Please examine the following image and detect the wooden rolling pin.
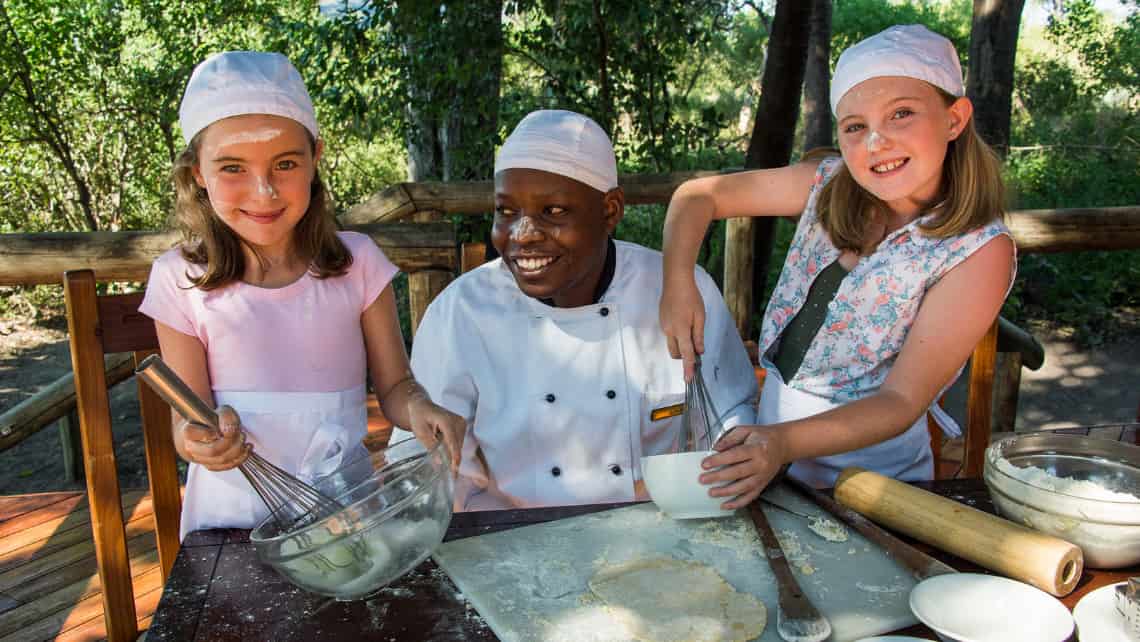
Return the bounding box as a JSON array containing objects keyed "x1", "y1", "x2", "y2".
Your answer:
[{"x1": 834, "y1": 467, "x2": 1083, "y2": 597}]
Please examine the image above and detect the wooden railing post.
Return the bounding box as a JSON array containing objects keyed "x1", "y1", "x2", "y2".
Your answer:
[
  {"x1": 408, "y1": 211, "x2": 454, "y2": 336},
  {"x1": 992, "y1": 352, "x2": 1023, "y2": 433},
  {"x1": 724, "y1": 218, "x2": 755, "y2": 339},
  {"x1": 58, "y1": 408, "x2": 83, "y2": 482}
]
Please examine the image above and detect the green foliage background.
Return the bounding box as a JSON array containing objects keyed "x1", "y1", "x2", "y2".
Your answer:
[{"x1": 1, "y1": 0, "x2": 1137, "y2": 343}]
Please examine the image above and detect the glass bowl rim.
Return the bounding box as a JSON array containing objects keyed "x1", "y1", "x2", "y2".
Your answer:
[
  {"x1": 250, "y1": 435, "x2": 449, "y2": 550},
  {"x1": 984, "y1": 433, "x2": 1140, "y2": 507}
]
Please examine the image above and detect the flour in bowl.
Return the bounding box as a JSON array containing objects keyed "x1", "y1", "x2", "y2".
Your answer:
[{"x1": 995, "y1": 458, "x2": 1140, "y2": 502}]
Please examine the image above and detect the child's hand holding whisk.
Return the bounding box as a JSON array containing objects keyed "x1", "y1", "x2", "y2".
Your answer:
[{"x1": 176, "y1": 405, "x2": 252, "y2": 471}]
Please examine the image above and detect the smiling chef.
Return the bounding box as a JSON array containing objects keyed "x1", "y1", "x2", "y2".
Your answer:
[{"x1": 399, "y1": 109, "x2": 757, "y2": 511}]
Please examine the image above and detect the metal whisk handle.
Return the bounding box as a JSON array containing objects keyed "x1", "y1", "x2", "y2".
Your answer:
[
  {"x1": 135, "y1": 354, "x2": 219, "y2": 430},
  {"x1": 136, "y1": 354, "x2": 346, "y2": 531}
]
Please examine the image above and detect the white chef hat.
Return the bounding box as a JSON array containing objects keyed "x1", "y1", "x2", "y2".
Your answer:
[
  {"x1": 494, "y1": 110, "x2": 618, "y2": 193},
  {"x1": 830, "y1": 24, "x2": 964, "y2": 115},
  {"x1": 179, "y1": 51, "x2": 319, "y2": 146}
]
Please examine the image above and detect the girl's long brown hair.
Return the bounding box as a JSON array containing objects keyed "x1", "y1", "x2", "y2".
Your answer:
[
  {"x1": 171, "y1": 129, "x2": 351, "y2": 290},
  {"x1": 817, "y1": 91, "x2": 1006, "y2": 253}
]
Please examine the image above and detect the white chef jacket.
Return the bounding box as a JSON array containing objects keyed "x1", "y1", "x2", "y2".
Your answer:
[{"x1": 402, "y1": 240, "x2": 757, "y2": 511}]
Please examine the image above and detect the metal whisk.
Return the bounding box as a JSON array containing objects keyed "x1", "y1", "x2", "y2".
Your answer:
[
  {"x1": 135, "y1": 355, "x2": 344, "y2": 532},
  {"x1": 681, "y1": 356, "x2": 726, "y2": 452}
]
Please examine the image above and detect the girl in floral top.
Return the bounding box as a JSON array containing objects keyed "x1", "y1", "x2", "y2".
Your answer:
[{"x1": 659, "y1": 24, "x2": 1016, "y2": 504}]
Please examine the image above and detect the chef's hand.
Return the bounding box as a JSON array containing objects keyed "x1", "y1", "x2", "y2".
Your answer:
[
  {"x1": 407, "y1": 396, "x2": 465, "y2": 472},
  {"x1": 660, "y1": 276, "x2": 705, "y2": 382},
  {"x1": 177, "y1": 405, "x2": 251, "y2": 471},
  {"x1": 699, "y1": 425, "x2": 788, "y2": 510}
]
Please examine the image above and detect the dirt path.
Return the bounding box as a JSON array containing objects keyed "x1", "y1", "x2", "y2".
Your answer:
[{"x1": 1, "y1": 314, "x2": 1137, "y2": 495}]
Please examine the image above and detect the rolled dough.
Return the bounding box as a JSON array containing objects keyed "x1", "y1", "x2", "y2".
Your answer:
[{"x1": 582, "y1": 557, "x2": 767, "y2": 642}]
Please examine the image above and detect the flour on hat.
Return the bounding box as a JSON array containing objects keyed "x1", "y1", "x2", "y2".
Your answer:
[
  {"x1": 830, "y1": 24, "x2": 963, "y2": 115},
  {"x1": 494, "y1": 110, "x2": 618, "y2": 193},
  {"x1": 179, "y1": 51, "x2": 318, "y2": 145}
]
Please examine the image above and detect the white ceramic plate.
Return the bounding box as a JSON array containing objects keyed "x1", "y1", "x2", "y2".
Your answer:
[
  {"x1": 909, "y1": 573, "x2": 1074, "y2": 642},
  {"x1": 855, "y1": 637, "x2": 931, "y2": 641},
  {"x1": 1073, "y1": 582, "x2": 1132, "y2": 642}
]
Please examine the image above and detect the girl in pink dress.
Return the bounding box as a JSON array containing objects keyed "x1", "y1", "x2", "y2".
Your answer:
[
  {"x1": 140, "y1": 51, "x2": 463, "y2": 538},
  {"x1": 660, "y1": 25, "x2": 1016, "y2": 504}
]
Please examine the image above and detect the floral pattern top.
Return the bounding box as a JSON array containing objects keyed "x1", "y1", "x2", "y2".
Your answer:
[{"x1": 758, "y1": 157, "x2": 1015, "y2": 403}]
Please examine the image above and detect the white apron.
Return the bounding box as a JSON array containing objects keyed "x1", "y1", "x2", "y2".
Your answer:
[
  {"x1": 178, "y1": 385, "x2": 368, "y2": 540},
  {"x1": 758, "y1": 365, "x2": 933, "y2": 488}
]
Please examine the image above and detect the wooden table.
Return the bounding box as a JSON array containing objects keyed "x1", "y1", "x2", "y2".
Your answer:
[{"x1": 145, "y1": 479, "x2": 1137, "y2": 641}]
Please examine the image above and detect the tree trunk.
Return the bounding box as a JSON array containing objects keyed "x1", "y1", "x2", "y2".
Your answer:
[
  {"x1": 591, "y1": 0, "x2": 613, "y2": 135},
  {"x1": 400, "y1": 0, "x2": 503, "y2": 182},
  {"x1": 442, "y1": 0, "x2": 503, "y2": 182},
  {"x1": 802, "y1": 0, "x2": 833, "y2": 152},
  {"x1": 966, "y1": 0, "x2": 1026, "y2": 157},
  {"x1": 727, "y1": 0, "x2": 812, "y2": 338},
  {"x1": 401, "y1": 0, "x2": 442, "y2": 183}
]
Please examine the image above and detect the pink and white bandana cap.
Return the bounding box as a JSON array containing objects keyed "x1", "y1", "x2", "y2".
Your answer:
[
  {"x1": 829, "y1": 24, "x2": 964, "y2": 116},
  {"x1": 494, "y1": 109, "x2": 618, "y2": 193},
  {"x1": 179, "y1": 51, "x2": 319, "y2": 145}
]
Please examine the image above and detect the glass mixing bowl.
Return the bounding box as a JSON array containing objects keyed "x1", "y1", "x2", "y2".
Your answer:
[
  {"x1": 984, "y1": 432, "x2": 1140, "y2": 568},
  {"x1": 250, "y1": 435, "x2": 454, "y2": 600}
]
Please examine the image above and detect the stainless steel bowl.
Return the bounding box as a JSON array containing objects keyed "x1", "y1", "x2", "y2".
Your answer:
[
  {"x1": 250, "y1": 436, "x2": 454, "y2": 600},
  {"x1": 984, "y1": 432, "x2": 1140, "y2": 568}
]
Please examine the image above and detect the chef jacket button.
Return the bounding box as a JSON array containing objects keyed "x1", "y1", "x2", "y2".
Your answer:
[
  {"x1": 599, "y1": 307, "x2": 610, "y2": 316},
  {"x1": 551, "y1": 466, "x2": 562, "y2": 477},
  {"x1": 606, "y1": 389, "x2": 616, "y2": 399},
  {"x1": 545, "y1": 393, "x2": 556, "y2": 403},
  {"x1": 610, "y1": 464, "x2": 622, "y2": 475}
]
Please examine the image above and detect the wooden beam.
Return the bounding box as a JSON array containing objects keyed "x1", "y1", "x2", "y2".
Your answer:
[
  {"x1": 340, "y1": 171, "x2": 729, "y2": 224},
  {"x1": 0, "y1": 354, "x2": 135, "y2": 454},
  {"x1": 1007, "y1": 206, "x2": 1140, "y2": 254},
  {"x1": 0, "y1": 222, "x2": 457, "y2": 286},
  {"x1": 342, "y1": 181, "x2": 492, "y2": 224}
]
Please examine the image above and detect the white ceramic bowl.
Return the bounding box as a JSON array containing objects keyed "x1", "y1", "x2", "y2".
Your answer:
[
  {"x1": 640, "y1": 451, "x2": 734, "y2": 519},
  {"x1": 984, "y1": 433, "x2": 1140, "y2": 568},
  {"x1": 909, "y1": 573, "x2": 1074, "y2": 642}
]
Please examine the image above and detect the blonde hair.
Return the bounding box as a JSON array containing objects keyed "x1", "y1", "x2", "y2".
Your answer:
[
  {"x1": 817, "y1": 91, "x2": 1005, "y2": 253},
  {"x1": 170, "y1": 129, "x2": 351, "y2": 290}
]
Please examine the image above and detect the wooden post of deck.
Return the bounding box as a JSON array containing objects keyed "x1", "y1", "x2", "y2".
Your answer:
[
  {"x1": 408, "y1": 211, "x2": 454, "y2": 336},
  {"x1": 724, "y1": 217, "x2": 755, "y2": 339}
]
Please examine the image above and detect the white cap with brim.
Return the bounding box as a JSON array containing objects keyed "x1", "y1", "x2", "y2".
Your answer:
[
  {"x1": 829, "y1": 24, "x2": 964, "y2": 116},
  {"x1": 494, "y1": 110, "x2": 618, "y2": 193},
  {"x1": 178, "y1": 51, "x2": 319, "y2": 146}
]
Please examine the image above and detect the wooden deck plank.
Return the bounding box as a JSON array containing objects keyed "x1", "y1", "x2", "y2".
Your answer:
[
  {"x1": 0, "y1": 566, "x2": 162, "y2": 642},
  {"x1": 0, "y1": 489, "x2": 166, "y2": 641},
  {"x1": 0, "y1": 532, "x2": 155, "y2": 637},
  {"x1": 0, "y1": 492, "x2": 152, "y2": 565},
  {"x1": 5, "y1": 536, "x2": 158, "y2": 606},
  {"x1": 0, "y1": 529, "x2": 156, "y2": 597},
  {"x1": 0, "y1": 494, "x2": 86, "y2": 536},
  {"x1": 54, "y1": 586, "x2": 162, "y2": 642},
  {"x1": 0, "y1": 490, "x2": 148, "y2": 543}
]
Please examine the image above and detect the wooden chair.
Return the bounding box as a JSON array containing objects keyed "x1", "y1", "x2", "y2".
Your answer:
[
  {"x1": 928, "y1": 319, "x2": 999, "y2": 479},
  {"x1": 63, "y1": 269, "x2": 182, "y2": 642},
  {"x1": 929, "y1": 316, "x2": 1046, "y2": 478}
]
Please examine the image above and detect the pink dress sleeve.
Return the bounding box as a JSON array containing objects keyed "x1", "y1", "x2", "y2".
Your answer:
[
  {"x1": 341, "y1": 232, "x2": 400, "y2": 311},
  {"x1": 139, "y1": 249, "x2": 198, "y2": 337}
]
